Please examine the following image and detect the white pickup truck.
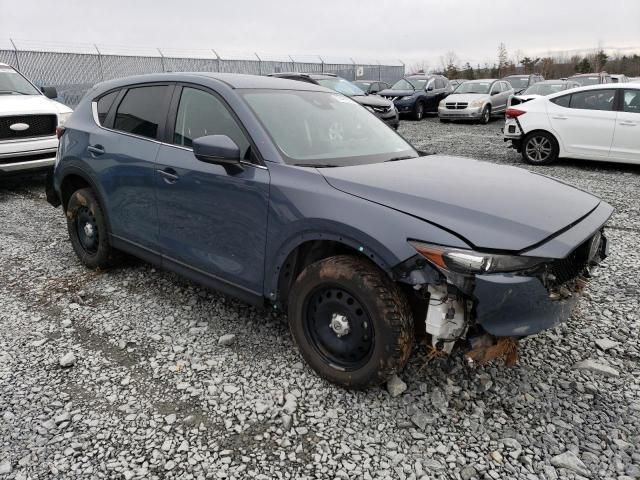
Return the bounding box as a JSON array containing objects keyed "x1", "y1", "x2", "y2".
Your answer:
[{"x1": 0, "y1": 63, "x2": 72, "y2": 175}]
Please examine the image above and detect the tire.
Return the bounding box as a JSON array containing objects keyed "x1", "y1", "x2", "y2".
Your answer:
[
  {"x1": 480, "y1": 105, "x2": 491, "y2": 124},
  {"x1": 66, "y1": 187, "x2": 117, "y2": 269},
  {"x1": 413, "y1": 102, "x2": 425, "y2": 121},
  {"x1": 288, "y1": 255, "x2": 414, "y2": 390},
  {"x1": 521, "y1": 131, "x2": 559, "y2": 165}
]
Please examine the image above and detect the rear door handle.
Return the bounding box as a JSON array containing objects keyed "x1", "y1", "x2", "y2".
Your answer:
[
  {"x1": 551, "y1": 115, "x2": 568, "y2": 120},
  {"x1": 87, "y1": 144, "x2": 105, "y2": 155},
  {"x1": 157, "y1": 168, "x2": 179, "y2": 184}
]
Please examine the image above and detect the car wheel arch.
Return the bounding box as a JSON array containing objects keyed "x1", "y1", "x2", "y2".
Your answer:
[
  {"x1": 523, "y1": 129, "x2": 561, "y2": 151},
  {"x1": 270, "y1": 235, "x2": 396, "y2": 309},
  {"x1": 59, "y1": 168, "x2": 113, "y2": 232}
]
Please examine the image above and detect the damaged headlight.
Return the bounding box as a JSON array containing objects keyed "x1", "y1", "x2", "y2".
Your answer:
[{"x1": 408, "y1": 241, "x2": 546, "y2": 274}]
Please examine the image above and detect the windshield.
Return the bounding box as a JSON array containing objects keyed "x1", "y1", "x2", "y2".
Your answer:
[
  {"x1": 571, "y1": 76, "x2": 600, "y2": 86},
  {"x1": 453, "y1": 81, "x2": 492, "y2": 94},
  {"x1": 391, "y1": 78, "x2": 427, "y2": 91},
  {"x1": 316, "y1": 78, "x2": 366, "y2": 97},
  {"x1": 504, "y1": 77, "x2": 529, "y2": 88},
  {"x1": 522, "y1": 83, "x2": 566, "y2": 96},
  {"x1": 0, "y1": 68, "x2": 41, "y2": 95},
  {"x1": 241, "y1": 90, "x2": 416, "y2": 166}
]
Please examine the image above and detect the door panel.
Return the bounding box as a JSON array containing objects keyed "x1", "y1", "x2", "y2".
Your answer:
[
  {"x1": 155, "y1": 86, "x2": 270, "y2": 294},
  {"x1": 548, "y1": 89, "x2": 617, "y2": 158},
  {"x1": 610, "y1": 89, "x2": 640, "y2": 163}
]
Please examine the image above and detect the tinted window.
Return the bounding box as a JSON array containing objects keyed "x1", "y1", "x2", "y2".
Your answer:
[
  {"x1": 174, "y1": 87, "x2": 250, "y2": 159},
  {"x1": 491, "y1": 82, "x2": 502, "y2": 93},
  {"x1": 623, "y1": 90, "x2": 640, "y2": 114},
  {"x1": 114, "y1": 86, "x2": 169, "y2": 139},
  {"x1": 568, "y1": 89, "x2": 615, "y2": 111},
  {"x1": 551, "y1": 95, "x2": 571, "y2": 107},
  {"x1": 435, "y1": 78, "x2": 445, "y2": 89},
  {"x1": 96, "y1": 90, "x2": 119, "y2": 125}
]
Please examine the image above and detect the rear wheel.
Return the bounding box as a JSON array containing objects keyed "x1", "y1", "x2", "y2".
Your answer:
[
  {"x1": 522, "y1": 131, "x2": 559, "y2": 165},
  {"x1": 288, "y1": 255, "x2": 414, "y2": 389},
  {"x1": 66, "y1": 188, "x2": 117, "y2": 269},
  {"x1": 413, "y1": 102, "x2": 425, "y2": 121}
]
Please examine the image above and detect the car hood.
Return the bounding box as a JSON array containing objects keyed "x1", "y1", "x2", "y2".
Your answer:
[
  {"x1": 445, "y1": 93, "x2": 490, "y2": 103},
  {"x1": 378, "y1": 89, "x2": 415, "y2": 99},
  {"x1": 320, "y1": 156, "x2": 600, "y2": 252},
  {"x1": 351, "y1": 95, "x2": 393, "y2": 108},
  {"x1": 0, "y1": 94, "x2": 72, "y2": 116}
]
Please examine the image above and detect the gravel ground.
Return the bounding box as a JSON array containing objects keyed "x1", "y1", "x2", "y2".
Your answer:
[{"x1": 1, "y1": 117, "x2": 639, "y2": 480}]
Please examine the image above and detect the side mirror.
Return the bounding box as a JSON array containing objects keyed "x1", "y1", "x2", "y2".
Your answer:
[
  {"x1": 193, "y1": 135, "x2": 243, "y2": 169},
  {"x1": 427, "y1": 85, "x2": 434, "y2": 91},
  {"x1": 41, "y1": 86, "x2": 58, "y2": 99},
  {"x1": 491, "y1": 90, "x2": 499, "y2": 96}
]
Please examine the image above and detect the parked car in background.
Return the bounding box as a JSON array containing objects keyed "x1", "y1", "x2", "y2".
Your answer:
[
  {"x1": 504, "y1": 84, "x2": 639, "y2": 165},
  {"x1": 353, "y1": 80, "x2": 390, "y2": 94},
  {"x1": 502, "y1": 74, "x2": 544, "y2": 94},
  {"x1": 378, "y1": 75, "x2": 450, "y2": 120},
  {"x1": 0, "y1": 63, "x2": 72, "y2": 176},
  {"x1": 438, "y1": 79, "x2": 514, "y2": 124},
  {"x1": 48, "y1": 72, "x2": 612, "y2": 390},
  {"x1": 630, "y1": 77, "x2": 640, "y2": 83},
  {"x1": 568, "y1": 72, "x2": 612, "y2": 86},
  {"x1": 508, "y1": 79, "x2": 581, "y2": 106},
  {"x1": 610, "y1": 74, "x2": 629, "y2": 83},
  {"x1": 449, "y1": 79, "x2": 466, "y2": 89},
  {"x1": 269, "y1": 72, "x2": 398, "y2": 129}
]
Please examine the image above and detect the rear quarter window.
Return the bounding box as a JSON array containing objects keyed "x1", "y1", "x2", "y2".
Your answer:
[
  {"x1": 113, "y1": 86, "x2": 170, "y2": 140},
  {"x1": 551, "y1": 94, "x2": 571, "y2": 108},
  {"x1": 95, "y1": 90, "x2": 119, "y2": 127}
]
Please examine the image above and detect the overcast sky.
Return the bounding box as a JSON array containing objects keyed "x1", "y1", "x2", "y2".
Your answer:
[{"x1": 1, "y1": 0, "x2": 639, "y2": 67}]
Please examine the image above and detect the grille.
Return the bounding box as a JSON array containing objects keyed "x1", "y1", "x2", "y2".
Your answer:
[
  {"x1": 0, "y1": 115, "x2": 57, "y2": 140},
  {"x1": 0, "y1": 151, "x2": 56, "y2": 166},
  {"x1": 547, "y1": 237, "x2": 592, "y2": 286},
  {"x1": 446, "y1": 102, "x2": 468, "y2": 109}
]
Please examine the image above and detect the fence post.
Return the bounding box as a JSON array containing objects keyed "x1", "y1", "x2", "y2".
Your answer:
[
  {"x1": 9, "y1": 38, "x2": 20, "y2": 71},
  {"x1": 94, "y1": 44, "x2": 104, "y2": 81},
  {"x1": 255, "y1": 52, "x2": 262, "y2": 75},
  {"x1": 351, "y1": 57, "x2": 357, "y2": 80},
  {"x1": 212, "y1": 49, "x2": 221, "y2": 72},
  {"x1": 319, "y1": 55, "x2": 324, "y2": 73},
  {"x1": 288, "y1": 55, "x2": 295, "y2": 72},
  {"x1": 158, "y1": 48, "x2": 166, "y2": 72}
]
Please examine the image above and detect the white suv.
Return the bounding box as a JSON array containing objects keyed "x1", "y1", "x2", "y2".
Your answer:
[
  {"x1": 0, "y1": 63, "x2": 72, "y2": 175},
  {"x1": 504, "y1": 84, "x2": 639, "y2": 165}
]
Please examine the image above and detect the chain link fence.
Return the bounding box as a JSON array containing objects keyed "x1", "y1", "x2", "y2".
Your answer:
[{"x1": 0, "y1": 41, "x2": 405, "y2": 107}]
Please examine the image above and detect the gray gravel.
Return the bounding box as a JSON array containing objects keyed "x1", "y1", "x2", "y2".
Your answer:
[{"x1": 1, "y1": 116, "x2": 639, "y2": 479}]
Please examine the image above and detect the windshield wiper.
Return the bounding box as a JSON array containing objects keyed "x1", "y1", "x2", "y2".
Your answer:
[
  {"x1": 294, "y1": 163, "x2": 337, "y2": 168},
  {"x1": 385, "y1": 155, "x2": 416, "y2": 162},
  {"x1": 0, "y1": 90, "x2": 28, "y2": 95}
]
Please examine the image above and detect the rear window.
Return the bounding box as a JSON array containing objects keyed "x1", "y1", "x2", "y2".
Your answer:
[
  {"x1": 113, "y1": 86, "x2": 170, "y2": 140},
  {"x1": 96, "y1": 90, "x2": 119, "y2": 126}
]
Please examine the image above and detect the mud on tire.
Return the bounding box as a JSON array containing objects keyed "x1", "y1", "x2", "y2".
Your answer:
[
  {"x1": 66, "y1": 187, "x2": 118, "y2": 270},
  {"x1": 288, "y1": 255, "x2": 414, "y2": 389}
]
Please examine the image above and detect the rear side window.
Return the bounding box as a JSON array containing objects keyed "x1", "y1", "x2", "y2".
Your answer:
[
  {"x1": 113, "y1": 86, "x2": 170, "y2": 140},
  {"x1": 551, "y1": 95, "x2": 571, "y2": 108},
  {"x1": 173, "y1": 87, "x2": 250, "y2": 159},
  {"x1": 96, "y1": 90, "x2": 119, "y2": 126},
  {"x1": 568, "y1": 89, "x2": 615, "y2": 111}
]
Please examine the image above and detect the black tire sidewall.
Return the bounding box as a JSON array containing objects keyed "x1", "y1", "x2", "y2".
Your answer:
[
  {"x1": 481, "y1": 106, "x2": 491, "y2": 124},
  {"x1": 522, "y1": 131, "x2": 559, "y2": 165},
  {"x1": 288, "y1": 255, "x2": 413, "y2": 389},
  {"x1": 66, "y1": 188, "x2": 113, "y2": 269},
  {"x1": 414, "y1": 102, "x2": 424, "y2": 120}
]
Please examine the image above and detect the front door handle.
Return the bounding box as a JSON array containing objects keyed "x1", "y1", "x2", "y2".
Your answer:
[
  {"x1": 551, "y1": 115, "x2": 568, "y2": 120},
  {"x1": 87, "y1": 144, "x2": 105, "y2": 155},
  {"x1": 619, "y1": 121, "x2": 636, "y2": 126},
  {"x1": 157, "y1": 168, "x2": 179, "y2": 184}
]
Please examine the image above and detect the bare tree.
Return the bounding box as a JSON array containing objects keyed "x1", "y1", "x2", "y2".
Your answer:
[
  {"x1": 497, "y1": 43, "x2": 509, "y2": 77},
  {"x1": 409, "y1": 60, "x2": 430, "y2": 75}
]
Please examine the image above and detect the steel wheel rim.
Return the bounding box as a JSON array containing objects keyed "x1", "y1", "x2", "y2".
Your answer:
[
  {"x1": 76, "y1": 206, "x2": 99, "y2": 255},
  {"x1": 303, "y1": 285, "x2": 374, "y2": 371},
  {"x1": 526, "y1": 136, "x2": 552, "y2": 162},
  {"x1": 483, "y1": 108, "x2": 490, "y2": 123},
  {"x1": 416, "y1": 104, "x2": 423, "y2": 119}
]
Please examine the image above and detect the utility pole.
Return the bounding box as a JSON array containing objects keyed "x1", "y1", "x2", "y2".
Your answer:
[{"x1": 9, "y1": 38, "x2": 20, "y2": 71}]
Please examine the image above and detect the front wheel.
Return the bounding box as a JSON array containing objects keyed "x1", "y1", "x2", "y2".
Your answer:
[
  {"x1": 413, "y1": 102, "x2": 425, "y2": 121},
  {"x1": 480, "y1": 105, "x2": 491, "y2": 124},
  {"x1": 288, "y1": 255, "x2": 414, "y2": 389},
  {"x1": 522, "y1": 131, "x2": 559, "y2": 165}
]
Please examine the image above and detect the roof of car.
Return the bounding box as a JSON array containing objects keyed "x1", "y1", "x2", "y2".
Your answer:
[
  {"x1": 92, "y1": 72, "x2": 333, "y2": 92},
  {"x1": 466, "y1": 78, "x2": 499, "y2": 83},
  {"x1": 537, "y1": 79, "x2": 575, "y2": 84},
  {"x1": 268, "y1": 72, "x2": 338, "y2": 80},
  {"x1": 406, "y1": 75, "x2": 436, "y2": 79},
  {"x1": 503, "y1": 74, "x2": 532, "y2": 78},
  {"x1": 569, "y1": 73, "x2": 608, "y2": 77}
]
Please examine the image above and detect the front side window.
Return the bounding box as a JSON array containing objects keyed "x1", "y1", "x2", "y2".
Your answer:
[
  {"x1": 434, "y1": 78, "x2": 445, "y2": 89},
  {"x1": 0, "y1": 67, "x2": 41, "y2": 96},
  {"x1": 96, "y1": 90, "x2": 119, "y2": 125},
  {"x1": 569, "y1": 89, "x2": 616, "y2": 111},
  {"x1": 241, "y1": 89, "x2": 416, "y2": 167},
  {"x1": 173, "y1": 87, "x2": 250, "y2": 158},
  {"x1": 113, "y1": 86, "x2": 169, "y2": 139},
  {"x1": 623, "y1": 90, "x2": 640, "y2": 113}
]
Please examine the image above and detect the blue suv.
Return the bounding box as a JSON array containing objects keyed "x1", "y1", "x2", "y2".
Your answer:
[{"x1": 47, "y1": 73, "x2": 611, "y2": 389}]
